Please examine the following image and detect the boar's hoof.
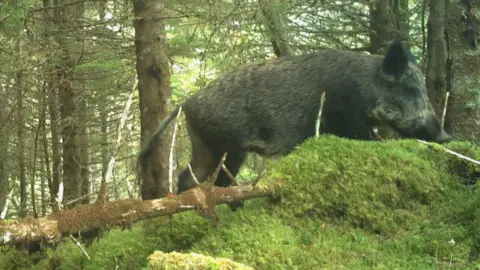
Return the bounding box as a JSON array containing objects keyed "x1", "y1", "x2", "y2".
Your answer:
[
  {"x1": 436, "y1": 130, "x2": 452, "y2": 144},
  {"x1": 228, "y1": 200, "x2": 244, "y2": 212}
]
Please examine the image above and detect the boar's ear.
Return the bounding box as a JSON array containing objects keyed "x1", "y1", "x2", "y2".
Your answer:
[{"x1": 381, "y1": 40, "x2": 409, "y2": 79}]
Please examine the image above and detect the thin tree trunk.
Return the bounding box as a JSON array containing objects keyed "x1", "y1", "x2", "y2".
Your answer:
[
  {"x1": 48, "y1": 80, "x2": 61, "y2": 212},
  {"x1": 98, "y1": 0, "x2": 109, "y2": 201},
  {"x1": 100, "y1": 104, "x2": 109, "y2": 198},
  {"x1": 30, "y1": 110, "x2": 42, "y2": 218},
  {"x1": 425, "y1": 0, "x2": 447, "y2": 117},
  {"x1": 40, "y1": 148, "x2": 47, "y2": 216},
  {"x1": 0, "y1": 103, "x2": 9, "y2": 214},
  {"x1": 444, "y1": 0, "x2": 480, "y2": 143},
  {"x1": 78, "y1": 96, "x2": 90, "y2": 205},
  {"x1": 41, "y1": 83, "x2": 52, "y2": 215},
  {"x1": 133, "y1": 0, "x2": 174, "y2": 199},
  {"x1": 15, "y1": 39, "x2": 28, "y2": 217},
  {"x1": 42, "y1": 0, "x2": 60, "y2": 213}
]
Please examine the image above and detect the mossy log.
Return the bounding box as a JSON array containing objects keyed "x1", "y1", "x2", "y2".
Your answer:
[{"x1": 0, "y1": 182, "x2": 281, "y2": 247}]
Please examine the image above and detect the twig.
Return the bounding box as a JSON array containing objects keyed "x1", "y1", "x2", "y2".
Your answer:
[
  {"x1": 168, "y1": 106, "x2": 183, "y2": 194},
  {"x1": 418, "y1": 140, "x2": 480, "y2": 166},
  {"x1": 207, "y1": 153, "x2": 228, "y2": 185},
  {"x1": 441, "y1": 91, "x2": 450, "y2": 129},
  {"x1": 315, "y1": 92, "x2": 326, "y2": 137},
  {"x1": 253, "y1": 169, "x2": 267, "y2": 185},
  {"x1": 222, "y1": 164, "x2": 239, "y2": 186},
  {"x1": 69, "y1": 234, "x2": 91, "y2": 260},
  {"x1": 187, "y1": 163, "x2": 200, "y2": 185}
]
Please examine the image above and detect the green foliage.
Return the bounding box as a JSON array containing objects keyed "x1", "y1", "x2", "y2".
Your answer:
[
  {"x1": 0, "y1": 246, "x2": 39, "y2": 270},
  {"x1": 32, "y1": 226, "x2": 155, "y2": 270}
]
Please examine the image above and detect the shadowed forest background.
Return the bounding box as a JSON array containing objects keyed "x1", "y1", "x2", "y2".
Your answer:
[{"x1": 0, "y1": 0, "x2": 480, "y2": 269}]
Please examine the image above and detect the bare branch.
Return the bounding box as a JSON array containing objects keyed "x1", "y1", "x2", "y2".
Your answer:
[
  {"x1": 187, "y1": 163, "x2": 200, "y2": 185},
  {"x1": 315, "y1": 92, "x2": 326, "y2": 137},
  {"x1": 69, "y1": 234, "x2": 90, "y2": 260},
  {"x1": 97, "y1": 79, "x2": 137, "y2": 203},
  {"x1": 441, "y1": 91, "x2": 450, "y2": 129},
  {"x1": 222, "y1": 164, "x2": 239, "y2": 186},
  {"x1": 418, "y1": 140, "x2": 480, "y2": 166},
  {"x1": 207, "y1": 153, "x2": 228, "y2": 185},
  {"x1": 168, "y1": 106, "x2": 183, "y2": 194}
]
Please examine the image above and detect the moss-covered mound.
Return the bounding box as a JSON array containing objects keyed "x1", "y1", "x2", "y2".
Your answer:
[
  {"x1": 2, "y1": 135, "x2": 480, "y2": 269},
  {"x1": 265, "y1": 135, "x2": 465, "y2": 235},
  {"x1": 146, "y1": 251, "x2": 254, "y2": 270}
]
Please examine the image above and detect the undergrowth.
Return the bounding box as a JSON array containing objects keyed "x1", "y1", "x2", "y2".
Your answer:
[{"x1": 1, "y1": 135, "x2": 480, "y2": 269}]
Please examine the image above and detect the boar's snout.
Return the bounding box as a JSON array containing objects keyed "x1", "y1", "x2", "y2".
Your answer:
[{"x1": 414, "y1": 114, "x2": 452, "y2": 144}]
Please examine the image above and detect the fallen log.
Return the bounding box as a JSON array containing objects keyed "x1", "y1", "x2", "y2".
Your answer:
[{"x1": 0, "y1": 181, "x2": 282, "y2": 248}]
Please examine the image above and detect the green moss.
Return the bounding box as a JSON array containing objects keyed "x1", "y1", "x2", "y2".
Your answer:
[
  {"x1": 444, "y1": 141, "x2": 480, "y2": 185},
  {"x1": 4, "y1": 135, "x2": 480, "y2": 269},
  {"x1": 267, "y1": 135, "x2": 464, "y2": 235},
  {"x1": 0, "y1": 246, "x2": 39, "y2": 270},
  {"x1": 146, "y1": 251, "x2": 254, "y2": 270}
]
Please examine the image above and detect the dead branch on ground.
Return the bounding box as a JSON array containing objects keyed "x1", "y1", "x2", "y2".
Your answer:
[{"x1": 0, "y1": 178, "x2": 282, "y2": 247}]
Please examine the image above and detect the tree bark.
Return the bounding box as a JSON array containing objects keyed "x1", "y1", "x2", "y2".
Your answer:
[
  {"x1": 53, "y1": 0, "x2": 83, "y2": 207},
  {"x1": 15, "y1": 39, "x2": 28, "y2": 217},
  {"x1": 133, "y1": 0, "x2": 174, "y2": 199},
  {"x1": 425, "y1": 0, "x2": 447, "y2": 117},
  {"x1": 444, "y1": 0, "x2": 480, "y2": 142},
  {"x1": 258, "y1": 0, "x2": 292, "y2": 57},
  {"x1": 0, "y1": 182, "x2": 280, "y2": 248},
  {"x1": 48, "y1": 81, "x2": 61, "y2": 212},
  {"x1": 0, "y1": 98, "x2": 9, "y2": 215},
  {"x1": 78, "y1": 92, "x2": 90, "y2": 205},
  {"x1": 42, "y1": 0, "x2": 61, "y2": 213},
  {"x1": 369, "y1": 0, "x2": 392, "y2": 54}
]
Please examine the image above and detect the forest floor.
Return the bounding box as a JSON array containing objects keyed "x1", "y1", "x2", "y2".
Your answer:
[{"x1": 1, "y1": 135, "x2": 480, "y2": 270}]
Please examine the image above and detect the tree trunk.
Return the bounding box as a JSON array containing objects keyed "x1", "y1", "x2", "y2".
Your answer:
[
  {"x1": 425, "y1": 0, "x2": 447, "y2": 117},
  {"x1": 444, "y1": 0, "x2": 480, "y2": 142},
  {"x1": 15, "y1": 39, "x2": 28, "y2": 217},
  {"x1": 40, "y1": 148, "x2": 47, "y2": 216},
  {"x1": 258, "y1": 0, "x2": 292, "y2": 57},
  {"x1": 74, "y1": 1, "x2": 89, "y2": 205},
  {"x1": 133, "y1": 0, "x2": 174, "y2": 199},
  {"x1": 42, "y1": 0, "x2": 60, "y2": 213},
  {"x1": 48, "y1": 81, "x2": 61, "y2": 212},
  {"x1": 369, "y1": 0, "x2": 392, "y2": 54},
  {"x1": 78, "y1": 92, "x2": 90, "y2": 205},
  {"x1": 0, "y1": 102, "x2": 9, "y2": 215},
  {"x1": 53, "y1": 0, "x2": 83, "y2": 207},
  {"x1": 391, "y1": 0, "x2": 410, "y2": 44}
]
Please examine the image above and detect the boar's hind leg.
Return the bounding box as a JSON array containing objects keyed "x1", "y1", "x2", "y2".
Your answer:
[
  {"x1": 177, "y1": 124, "x2": 217, "y2": 194},
  {"x1": 213, "y1": 151, "x2": 247, "y2": 188}
]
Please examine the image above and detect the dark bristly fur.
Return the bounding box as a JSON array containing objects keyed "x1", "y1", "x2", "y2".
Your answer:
[{"x1": 137, "y1": 41, "x2": 451, "y2": 211}]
